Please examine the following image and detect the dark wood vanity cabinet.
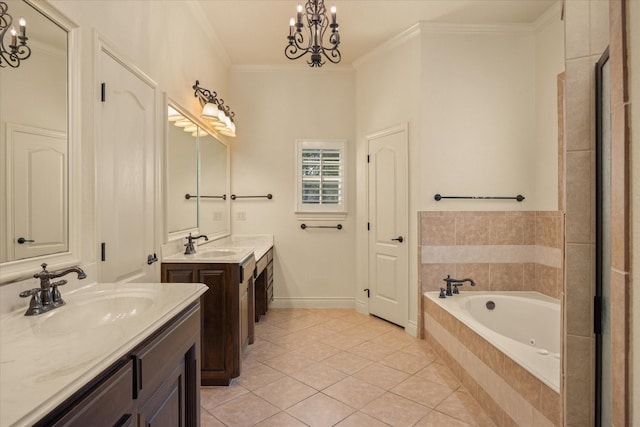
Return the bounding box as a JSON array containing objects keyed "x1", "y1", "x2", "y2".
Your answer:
[
  {"x1": 37, "y1": 303, "x2": 201, "y2": 427},
  {"x1": 161, "y1": 256, "x2": 255, "y2": 386},
  {"x1": 255, "y1": 248, "x2": 274, "y2": 322}
]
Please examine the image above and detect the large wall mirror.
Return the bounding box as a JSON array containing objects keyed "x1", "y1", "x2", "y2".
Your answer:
[
  {"x1": 0, "y1": 0, "x2": 79, "y2": 283},
  {"x1": 166, "y1": 101, "x2": 230, "y2": 243}
]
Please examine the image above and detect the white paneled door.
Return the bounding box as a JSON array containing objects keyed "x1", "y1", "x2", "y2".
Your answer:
[
  {"x1": 9, "y1": 124, "x2": 67, "y2": 260},
  {"x1": 367, "y1": 125, "x2": 408, "y2": 327},
  {"x1": 97, "y1": 43, "x2": 157, "y2": 283}
]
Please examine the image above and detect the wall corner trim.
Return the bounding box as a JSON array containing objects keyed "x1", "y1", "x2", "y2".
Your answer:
[{"x1": 352, "y1": 23, "x2": 421, "y2": 69}]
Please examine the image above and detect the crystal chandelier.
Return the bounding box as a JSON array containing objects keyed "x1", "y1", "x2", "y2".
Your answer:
[
  {"x1": 285, "y1": 0, "x2": 341, "y2": 68},
  {"x1": 0, "y1": 1, "x2": 30, "y2": 68}
]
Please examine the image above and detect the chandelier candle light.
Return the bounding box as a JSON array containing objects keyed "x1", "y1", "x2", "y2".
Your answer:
[
  {"x1": 285, "y1": 0, "x2": 341, "y2": 68},
  {"x1": 0, "y1": 1, "x2": 30, "y2": 68},
  {"x1": 192, "y1": 80, "x2": 236, "y2": 138}
]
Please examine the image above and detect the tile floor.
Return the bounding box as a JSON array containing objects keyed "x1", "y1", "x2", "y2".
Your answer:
[{"x1": 200, "y1": 308, "x2": 495, "y2": 427}]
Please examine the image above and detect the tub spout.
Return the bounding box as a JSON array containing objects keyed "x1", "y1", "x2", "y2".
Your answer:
[{"x1": 443, "y1": 276, "x2": 475, "y2": 295}]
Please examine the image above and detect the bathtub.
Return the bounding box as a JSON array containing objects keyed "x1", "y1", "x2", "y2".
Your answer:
[{"x1": 424, "y1": 291, "x2": 560, "y2": 392}]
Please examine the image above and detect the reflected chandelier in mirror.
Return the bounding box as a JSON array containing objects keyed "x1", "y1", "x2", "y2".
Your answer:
[{"x1": 0, "y1": 1, "x2": 31, "y2": 68}]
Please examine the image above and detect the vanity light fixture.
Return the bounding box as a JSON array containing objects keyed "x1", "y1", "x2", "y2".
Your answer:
[
  {"x1": 0, "y1": 1, "x2": 31, "y2": 68},
  {"x1": 285, "y1": 0, "x2": 341, "y2": 68},
  {"x1": 192, "y1": 80, "x2": 236, "y2": 138}
]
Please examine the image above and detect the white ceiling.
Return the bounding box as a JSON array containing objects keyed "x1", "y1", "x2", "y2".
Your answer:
[{"x1": 196, "y1": 0, "x2": 559, "y2": 67}]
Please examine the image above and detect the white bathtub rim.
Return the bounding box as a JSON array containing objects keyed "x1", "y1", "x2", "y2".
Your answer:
[{"x1": 425, "y1": 291, "x2": 560, "y2": 393}]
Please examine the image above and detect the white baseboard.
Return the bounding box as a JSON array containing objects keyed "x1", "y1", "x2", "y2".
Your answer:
[
  {"x1": 405, "y1": 320, "x2": 418, "y2": 337},
  {"x1": 355, "y1": 298, "x2": 368, "y2": 315},
  {"x1": 270, "y1": 297, "x2": 356, "y2": 309}
]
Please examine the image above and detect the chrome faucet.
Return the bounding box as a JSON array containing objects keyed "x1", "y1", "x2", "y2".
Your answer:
[
  {"x1": 20, "y1": 263, "x2": 87, "y2": 316},
  {"x1": 184, "y1": 233, "x2": 208, "y2": 255},
  {"x1": 443, "y1": 275, "x2": 476, "y2": 296}
]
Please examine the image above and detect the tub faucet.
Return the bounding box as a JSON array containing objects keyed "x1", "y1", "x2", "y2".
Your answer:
[
  {"x1": 184, "y1": 233, "x2": 208, "y2": 255},
  {"x1": 443, "y1": 275, "x2": 475, "y2": 296}
]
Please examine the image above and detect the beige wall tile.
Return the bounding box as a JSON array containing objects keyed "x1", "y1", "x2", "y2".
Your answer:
[
  {"x1": 454, "y1": 263, "x2": 489, "y2": 290},
  {"x1": 421, "y1": 216, "x2": 455, "y2": 246},
  {"x1": 490, "y1": 216, "x2": 524, "y2": 245},
  {"x1": 609, "y1": 0, "x2": 627, "y2": 108},
  {"x1": 455, "y1": 216, "x2": 490, "y2": 245},
  {"x1": 590, "y1": 0, "x2": 610, "y2": 56},
  {"x1": 565, "y1": 57, "x2": 593, "y2": 152},
  {"x1": 564, "y1": 0, "x2": 591, "y2": 59},
  {"x1": 534, "y1": 264, "x2": 561, "y2": 299},
  {"x1": 566, "y1": 334, "x2": 594, "y2": 426},
  {"x1": 565, "y1": 151, "x2": 593, "y2": 243},
  {"x1": 540, "y1": 383, "x2": 562, "y2": 426},
  {"x1": 610, "y1": 270, "x2": 629, "y2": 427},
  {"x1": 421, "y1": 264, "x2": 451, "y2": 293},
  {"x1": 565, "y1": 243, "x2": 593, "y2": 336},
  {"x1": 476, "y1": 386, "x2": 505, "y2": 426},
  {"x1": 536, "y1": 215, "x2": 561, "y2": 248},
  {"x1": 504, "y1": 356, "x2": 540, "y2": 407},
  {"x1": 490, "y1": 263, "x2": 525, "y2": 291},
  {"x1": 610, "y1": 104, "x2": 630, "y2": 271}
]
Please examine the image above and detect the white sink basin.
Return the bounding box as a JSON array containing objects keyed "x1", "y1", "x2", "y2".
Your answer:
[
  {"x1": 199, "y1": 248, "x2": 243, "y2": 258},
  {"x1": 40, "y1": 293, "x2": 156, "y2": 334}
]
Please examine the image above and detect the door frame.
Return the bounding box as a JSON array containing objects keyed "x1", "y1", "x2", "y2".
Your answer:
[{"x1": 365, "y1": 123, "x2": 409, "y2": 326}]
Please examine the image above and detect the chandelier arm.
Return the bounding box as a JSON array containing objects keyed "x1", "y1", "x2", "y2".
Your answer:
[{"x1": 284, "y1": 0, "x2": 341, "y2": 68}]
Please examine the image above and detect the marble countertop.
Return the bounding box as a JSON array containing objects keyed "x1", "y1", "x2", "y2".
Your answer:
[
  {"x1": 162, "y1": 234, "x2": 273, "y2": 264},
  {"x1": 0, "y1": 281, "x2": 207, "y2": 426}
]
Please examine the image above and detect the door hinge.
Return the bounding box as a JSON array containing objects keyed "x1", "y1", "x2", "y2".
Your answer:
[
  {"x1": 594, "y1": 295, "x2": 603, "y2": 334},
  {"x1": 364, "y1": 288, "x2": 370, "y2": 298},
  {"x1": 101, "y1": 82, "x2": 106, "y2": 102},
  {"x1": 101, "y1": 242, "x2": 106, "y2": 261}
]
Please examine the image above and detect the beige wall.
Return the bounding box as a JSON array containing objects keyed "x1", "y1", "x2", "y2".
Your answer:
[
  {"x1": 354, "y1": 27, "x2": 422, "y2": 332},
  {"x1": 228, "y1": 67, "x2": 357, "y2": 307}
]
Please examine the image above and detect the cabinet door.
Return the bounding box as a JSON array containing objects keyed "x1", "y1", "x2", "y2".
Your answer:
[
  {"x1": 198, "y1": 267, "x2": 233, "y2": 378},
  {"x1": 137, "y1": 360, "x2": 185, "y2": 427},
  {"x1": 162, "y1": 266, "x2": 196, "y2": 283}
]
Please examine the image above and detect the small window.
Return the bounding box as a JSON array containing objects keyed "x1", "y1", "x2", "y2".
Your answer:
[{"x1": 296, "y1": 139, "x2": 346, "y2": 213}]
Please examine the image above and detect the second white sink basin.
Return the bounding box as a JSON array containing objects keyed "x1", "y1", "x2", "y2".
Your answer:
[{"x1": 41, "y1": 293, "x2": 155, "y2": 334}]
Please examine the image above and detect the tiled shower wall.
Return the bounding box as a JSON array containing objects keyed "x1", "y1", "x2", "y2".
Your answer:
[{"x1": 419, "y1": 211, "x2": 564, "y2": 298}]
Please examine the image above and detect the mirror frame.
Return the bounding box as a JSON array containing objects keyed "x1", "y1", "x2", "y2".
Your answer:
[
  {"x1": 0, "y1": 0, "x2": 81, "y2": 284},
  {"x1": 164, "y1": 96, "x2": 230, "y2": 245}
]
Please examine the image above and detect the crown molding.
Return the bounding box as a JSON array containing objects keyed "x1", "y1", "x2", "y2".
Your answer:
[
  {"x1": 230, "y1": 63, "x2": 354, "y2": 73},
  {"x1": 418, "y1": 22, "x2": 534, "y2": 35},
  {"x1": 533, "y1": 1, "x2": 563, "y2": 33},
  {"x1": 352, "y1": 23, "x2": 421, "y2": 69}
]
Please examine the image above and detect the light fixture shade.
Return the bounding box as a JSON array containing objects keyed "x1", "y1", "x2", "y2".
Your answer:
[
  {"x1": 219, "y1": 127, "x2": 236, "y2": 137},
  {"x1": 183, "y1": 124, "x2": 198, "y2": 133},
  {"x1": 174, "y1": 119, "x2": 192, "y2": 127},
  {"x1": 192, "y1": 129, "x2": 208, "y2": 137},
  {"x1": 167, "y1": 106, "x2": 184, "y2": 121},
  {"x1": 202, "y1": 103, "x2": 222, "y2": 123}
]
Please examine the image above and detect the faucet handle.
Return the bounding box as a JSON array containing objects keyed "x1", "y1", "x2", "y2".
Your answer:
[
  {"x1": 51, "y1": 280, "x2": 68, "y2": 307},
  {"x1": 439, "y1": 288, "x2": 447, "y2": 298},
  {"x1": 19, "y1": 288, "x2": 45, "y2": 316}
]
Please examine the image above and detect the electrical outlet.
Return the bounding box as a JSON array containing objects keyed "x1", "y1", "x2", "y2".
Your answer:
[
  {"x1": 213, "y1": 211, "x2": 223, "y2": 221},
  {"x1": 236, "y1": 211, "x2": 246, "y2": 221}
]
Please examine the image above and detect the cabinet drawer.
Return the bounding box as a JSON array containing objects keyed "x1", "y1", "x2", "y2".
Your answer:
[
  {"x1": 240, "y1": 257, "x2": 256, "y2": 283},
  {"x1": 52, "y1": 361, "x2": 133, "y2": 427},
  {"x1": 132, "y1": 304, "x2": 200, "y2": 401},
  {"x1": 255, "y1": 254, "x2": 268, "y2": 278},
  {"x1": 266, "y1": 248, "x2": 273, "y2": 263},
  {"x1": 266, "y1": 262, "x2": 273, "y2": 284}
]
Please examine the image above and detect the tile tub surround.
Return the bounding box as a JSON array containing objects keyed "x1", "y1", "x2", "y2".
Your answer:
[
  {"x1": 419, "y1": 211, "x2": 564, "y2": 299},
  {"x1": 423, "y1": 296, "x2": 561, "y2": 426}
]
